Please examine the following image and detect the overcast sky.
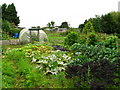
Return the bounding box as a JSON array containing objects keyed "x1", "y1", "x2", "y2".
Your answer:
[{"x1": 1, "y1": 0, "x2": 120, "y2": 28}]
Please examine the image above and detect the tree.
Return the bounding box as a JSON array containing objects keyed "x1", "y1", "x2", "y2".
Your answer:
[
  {"x1": 78, "y1": 24, "x2": 84, "y2": 32},
  {"x1": 2, "y1": 3, "x2": 20, "y2": 26},
  {"x1": 37, "y1": 26, "x2": 40, "y2": 29},
  {"x1": 100, "y1": 13, "x2": 117, "y2": 34},
  {"x1": 60, "y1": 21, "x2": 69, "y2": 29},
  {"x1": 51, "y1": 21, "x2": 55, "y2": 27},
  {"x1": 109, "y1": 12, "x2": 120, "y2": 34},
  {"x1": 82, "y1": 21, "x2": 95, "y2": 34},
  {"x1": 1, "y1": 3, "x2": 7, "y2": 20},
  {"x1": 90, "y1": 16, "x2": 102, "y2": 33},
  {"x1": 47, "y1": 22, "x2": 51, "y2": 28},
  {"x1": 79, "y1": 11, "x2": 120, "y2": 34},
  {"x1": 2, "y1": 20, "x2": 11, "y2": 32},
  {"x1": 78, "y1": 19, "x2": 88, "y2": 32}
]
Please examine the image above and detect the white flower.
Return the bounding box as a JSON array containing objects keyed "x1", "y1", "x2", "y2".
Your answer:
[
  {"x1": 42, "y1": 60, "x2": 48, "y2": 64},
  {"x1": 50, "y1": 57, "x2": 53, "y2": 60},
  {"x1": 37, "y1": 60, "x2": 48, "y2": 64},
  {"x1": 75, "y1": 52, "x2": 82, "y2": 55},
  {"x1": 59, "y1": 58, "x2": 61, "y2": 60},
  {"x1": 62, "y1": 54, "x2": 68, "y2": 59},
  {"x1": 57, "y1": 61, "x2": 64, "y2": 64},
  {"x1": 56, "y1": 50, "x2": 60, "y2": 52},
  {"x1": 58, "y1": 67, "x2": 65, "y2": 71},
  {"x1": 35, "y1": 65, "x2": 40, "y2": 68},
  {"x1": 42, "y1": 56, "x2": 49, "y2": 59},
  {"x1": 37, "y1": 60, "x2": 43, "y2": 63},
  {"x1": 32, "y1": 57, "x2": 37, "y2": 62},
  {"x1": 51, "y1": 71, "x2": 57, "y2": 75},
  {"x1": 67, "y1": 57, "x2": 71, "y2": 60},
  {"x1": 63, "y1": 63, "x2": 67, "y2": 66}
]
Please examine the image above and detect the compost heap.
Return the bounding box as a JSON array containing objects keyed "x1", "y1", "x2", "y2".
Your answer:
[{"x1": 19, "y1": 28, "x2": 48, "y2": 44}]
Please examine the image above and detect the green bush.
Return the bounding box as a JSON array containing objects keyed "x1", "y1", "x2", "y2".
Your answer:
[
  {"x1": 82, "y1": 21, "x2": 95, "y2": 34},
  {"x1": 64, "y1": 32, "x2": 78, "y2": 46},
  {"x1": 116, "y1": 34, "x2": 120, "y2": 38},
  {"x1": 104, "y1": 36, "x2": 118, "y2": 49},
  {"x1": 9, "y1": 28, "x2": 21, "y2": 36},
  {"x1": 78, "y1": 35, "x2": 87, "y2": 44},
  {"x1": 2, "y1": 20, "x2": 11, "y2": 32},
  {"x1": 88, "y1": 33, "x2": 98, "y2": 45},
  {"x1": 0, "y1": 32, "x2": 10, "y2": 40}
]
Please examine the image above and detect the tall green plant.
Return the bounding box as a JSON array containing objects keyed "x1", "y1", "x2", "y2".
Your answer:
[
  {"x1": 82, "y1": 21, "x2": 95, "y2": 34},
  {"x1": 2, "y1": 20, "x2": 11, "y2": 32},
  {"x1": 88, "y1": 33, "x2": 98, "y2": 45},
  {"x1": 64, "y1": 32, "x2": 78, "y2": 46},
  {"x1": 104, "y1": 36, "x2": 118, "y2": 49}
]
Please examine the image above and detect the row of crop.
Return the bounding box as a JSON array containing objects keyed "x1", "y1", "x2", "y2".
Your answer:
[
  {"x1": 63, "y1": 32, "x2": 120, "y2": 88},
  {"x1": 2, "y1": 43, "x2": 75, "y2": 88},
  {"x1": 3, "y1": 41, "x2": 120, "y2": 88},
  {"x1": 2, "y1": 30, "x2": 120, "y2": 88}
]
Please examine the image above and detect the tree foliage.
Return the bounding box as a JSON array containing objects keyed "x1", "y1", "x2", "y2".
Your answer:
[
  {"x1": 82, "y1": 21, "x2": 95, "y2": 34},
  {"x1": 2, "y1": 20, "x2": 11, "y2": 32},
  {"x1": 79, "y1": 11, "x2": 120, "y2": 34},
  {"x1": 51, "y1": 21, "x2": 55, "y2": 27},
  {"x1": 47, "y1": 21, "x2": 55, "y2": 29},
  {"x1": 60, "y1": 21, "x2": 69, "y2": 29},
  {"x1": 2, "y1": 3, "x2": 20, "y2": 26},
  {"x1": 64, "y1": 32, "x2": 78, "y2": 46}
]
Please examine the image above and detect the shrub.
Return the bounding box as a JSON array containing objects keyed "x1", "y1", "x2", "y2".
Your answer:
[
  {"x1": 78, "y1": 35, "x2": 87, "y2": 44},
  {"x1": 116, "y1": 34, "x2": 120, "y2": 38},
  {"x1": 104, "y1": 36, "x2": 118, "y2": 49},
  {"x1": 65, "y1": 60, "x2": 120, "y2": 88},
  {"x1": 9, "y1": 28, "x2": 21, "y2": 36},
  {"x1": 88, "y1": 33, "x2": 98, "y2": 45},
  {"x1": 0, "y1": 32, "x2": 10, "y2": 40},
  {"x1": 64, "y1": 32, "x2": 78, "y2": 46},
  {"x1": 2, "y1": 20, "x2": 11, "y2": 32},
  {"x1": 82, "y1": 21, "x2": 95, "y2": 34}
]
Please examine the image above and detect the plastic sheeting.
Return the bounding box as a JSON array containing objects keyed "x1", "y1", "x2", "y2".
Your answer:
[{"x1": 19, "y1": 28, "x2": 48, "y2": 44}]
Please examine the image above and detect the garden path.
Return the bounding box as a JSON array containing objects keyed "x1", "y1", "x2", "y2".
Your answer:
[{"x1": 0, "y1": 39, "x2": 19, "y2": 45}]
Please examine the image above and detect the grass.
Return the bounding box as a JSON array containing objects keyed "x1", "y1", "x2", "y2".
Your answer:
[
  {"x1": 2, "y1": 45, "x2": 25, "y2": 55},
  {"x1": 45, "y1": 30, "x2": 66, "y2": 45}
]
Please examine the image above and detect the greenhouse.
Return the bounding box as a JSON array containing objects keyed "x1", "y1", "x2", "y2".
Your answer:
[{"x1": 19, "y1": 28, "x2": 48, "y2": 44}]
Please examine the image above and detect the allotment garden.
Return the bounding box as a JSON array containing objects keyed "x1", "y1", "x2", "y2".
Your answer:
[
  {"x1": 1, "y1": 4, "x2": 120, "y2": 88},
  {"x1": 2, "y1": 30, "x2": 120, "y2": 89}
]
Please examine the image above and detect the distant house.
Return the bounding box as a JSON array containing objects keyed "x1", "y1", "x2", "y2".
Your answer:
[
  {"x1": 45, "y1": 27, "x2": 68, "y2": 32},
  {"x1": 57, "y1": 28, "x2": 67, "y2": 32},
  {"x1": 45, "y1": 28, "x2": 52, "y2": 31}
]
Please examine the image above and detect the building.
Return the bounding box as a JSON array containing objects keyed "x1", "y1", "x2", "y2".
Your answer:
[{"x1": 56, "y1": 28, "x2": 67, "y2": 32}]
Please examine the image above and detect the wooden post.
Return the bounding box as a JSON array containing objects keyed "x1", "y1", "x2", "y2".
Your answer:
[
  {"x1": 29, "y1": 28, "x2": 41, "y2": 43},
  {"x1": 38, "y1": 30, "x2": 40, "y2": 42},
  {"x1": 30, "y1": 30, "x2": 32, "y2": 43}
]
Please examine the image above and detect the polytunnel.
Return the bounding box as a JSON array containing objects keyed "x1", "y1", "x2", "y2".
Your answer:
[{"x1": 19, "y1": 28, "x2": 48, "y2": 44}]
